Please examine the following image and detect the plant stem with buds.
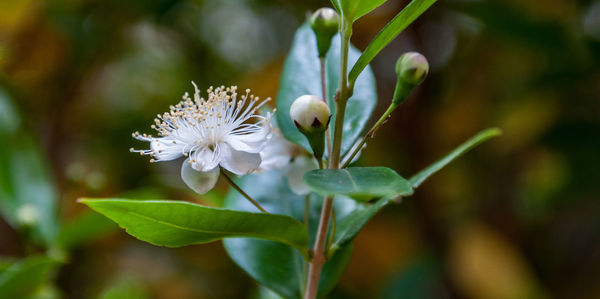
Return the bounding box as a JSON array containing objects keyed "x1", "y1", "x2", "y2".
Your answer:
[{"x1": 304, "y1": 19, "x2": 352, "y2": 299}]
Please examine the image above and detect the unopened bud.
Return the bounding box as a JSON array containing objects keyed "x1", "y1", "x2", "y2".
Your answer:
[
  {"x1": 290, "y1": 95, "x2": 330, "y2": 160},
  {"x1": 393, "y1": 52, "x2": 429, "y2": 105},
  {"x1": 290, "y1": 95, "x2": 330, "y2": 133},
  {"x1": 396, "y1": 52, "x2": 429, "y2": 85},
  {"x1": 310, "y1": 8, "x2": 340, "y2": 58}
]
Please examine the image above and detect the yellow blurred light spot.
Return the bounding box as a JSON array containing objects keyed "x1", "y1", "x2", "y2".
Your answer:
[
  {"x1": 495, "y1": 93, "x2": 559, "y2": 152},
  {"x1": 0, "y1": 0, "x2": 36, "y2": 32},
  {"x1": 449, "y1": 224, "x2": 548, "y2": 299}
]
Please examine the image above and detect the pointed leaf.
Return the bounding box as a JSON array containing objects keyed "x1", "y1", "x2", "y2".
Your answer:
[
  {"x1": 223, "y1": 170, "x2": 357, "y2": 299},
  {"x1": 337, "y1": 0, "x2": 387, "y2": 21},
  {"x1": 80, "y1": 199, "x2": 309, "y2": 258},
  {"x1": 409, "y1": 128, "x2": 502, "y2": 188},
  {"x1": 276, "y1": 22, "x2": 377, "y2": 156},
  {"x1": 303, "y1": 167, "x2": 413, "y2": 200},
  {"x1": 349, "y1": 0, "x2": 437, "y2": 82}
]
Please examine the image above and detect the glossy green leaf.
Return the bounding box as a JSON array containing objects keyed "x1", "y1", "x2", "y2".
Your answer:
[
  {"x1": 333, "y1": 0, "x2": 387, "y2": 21},
  {"x1": 409, "y1": 128, "x2": 502, "y2": 188},
  {"x1": 57, "y1": 210, "x2": 119, "y2": 250},
  {"x1": 223, "y1": 170, "x2": 358, "y2": 299},
  {"x1": 303, "y1": 167, "x2": 413, "y2": 200},
  {"x1": 349, "y1": 0, "x2": 437, "y2": 83},
  {"x1": 0, "y1": 89, "x2": 59, "y2": 246},
  {"x1": 80, "y1": 199, "x2": 309, "y2": 258},
  {"x1": 276, "y1": 22, "x2": 377, "y2": 156},
  {"x1": 0, "y1": 256, "x2": 61, "y2": 299}
]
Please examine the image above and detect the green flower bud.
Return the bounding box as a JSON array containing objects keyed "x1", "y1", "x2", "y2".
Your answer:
[
  {"x1": 310, "y1": 8, "x2": 340, "y2": 58},
  {"x1": 393, "y1": 52, "x2": 429, "y2": 105},
  {"x1": 290, "y1": 95, "x2": 331, "y2": 160},
  {"x1": 396, "y1": 52, "x2": 429, "y2": 84}
]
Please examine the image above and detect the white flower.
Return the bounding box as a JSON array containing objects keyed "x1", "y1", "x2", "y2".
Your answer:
[
  {"x1": 131, "y1": 83, "x2": 272, "y2": 194},
  {"x1": 258, "y1": 128, "x2": 296, "y2": 171}
]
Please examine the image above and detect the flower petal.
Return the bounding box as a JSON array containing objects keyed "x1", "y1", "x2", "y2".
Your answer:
[
  {"x1": 287, "y1": 156, "x2": 317, "y2": 195},
  {"x1": 258, "y1": 129, "x2": 294, "y2": 171},
  {"x1": 181, "y1": 159, "x2": 219, "y2": 194},
  {"x1": 148, "y1": 137, "x2": 186, "y2": 161},
  {"x1": 225, "y1": 114, "x2": 273, "y2": 153},
  {"x1": 190, "y1": 146, "x2": 220, "y2": 172},
  {"x1": 219, "y1": 143, "x2": 261, "y2": 175}
]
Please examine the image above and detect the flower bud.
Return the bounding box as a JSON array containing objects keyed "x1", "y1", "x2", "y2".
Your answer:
[
  {"x1": 396, "y1": 52, "x2": 429, "y2": 85},
  {"x1": 393, "y1": 52, "x2": 429, "y2": 105},
  {"x1": 310, "y1": 8, "x2": 340, "y2": 58},
  {"x1": 290, "y1": 95, "x2": 330, "y2": 133},
  {"x1": 290, "y1": 95, "x2": 330, "y2": 160}
]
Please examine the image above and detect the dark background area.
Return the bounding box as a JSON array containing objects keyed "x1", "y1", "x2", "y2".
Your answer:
[{"x1": 1, "y1": 0, "x2": 599, "y2": 298}]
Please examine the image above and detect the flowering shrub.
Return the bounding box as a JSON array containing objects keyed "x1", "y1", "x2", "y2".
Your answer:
[{"x1": 81, "y1": 1, "x2": 500, "y2": 298}]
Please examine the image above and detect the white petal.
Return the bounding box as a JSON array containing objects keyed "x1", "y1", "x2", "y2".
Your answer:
[
  {"x1": 190, "y1": 146, "x2": 221, "y2": 172},
  {"x1": 150, "y1": 137, "x2": 186, "y2": 161},
  {"x1": 258, "y1": 129, "x2": 294, "y2": 171},
  {"x1": 225, "y1": 114, "x2": 273, "y2": 153},
  {"x1": 181, "y1": 159, "x2": 219, "y2": 194},
  {"x1": 286, "y1": 156, "x2": 317, "y2": 195},
  {"x1": 225, "y1": 131, "x2": 270, "y2": 153},
  {"x1": 219, "y1": 143, "x2": 261, "y2": 175}
]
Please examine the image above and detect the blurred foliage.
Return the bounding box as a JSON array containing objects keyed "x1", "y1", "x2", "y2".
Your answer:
[{"x1": 0, "y1": 0, "x2": 599, "y2": 298}]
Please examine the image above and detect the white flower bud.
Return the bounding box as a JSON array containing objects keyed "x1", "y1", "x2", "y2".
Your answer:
[{"x1": 290, "y1": 95, "x2": 330, "y2": 133}]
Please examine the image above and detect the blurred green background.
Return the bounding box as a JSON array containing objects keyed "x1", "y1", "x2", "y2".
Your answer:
[{"x1": 1, "y1": 0, "x2": 599, "y2": 298}]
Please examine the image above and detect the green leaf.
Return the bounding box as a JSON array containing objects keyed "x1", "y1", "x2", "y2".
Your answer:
[
  {"x1": 223, "y1": 170, "x2": 357, "y2": 299},
  {"x1": 303, "y1": 167, "x2": 413, "y2": 200},
  {"x1": 336, "y1": 0, "x2": 387, "y2": 21},
  {"x1": 79, "y1": 199, "x2": 309, "y2": 258},
  {"x1": 409, "y1": 128, "x2": 502, "y2": 188},
  {"x1": 276, "y1": 22, "x2": 377, "y2": 156},
  {"x1": 0, "y1": 257, "x2": 18, "y2": 273},
  {"x1": 0, "y1": 89, "x2": 59, "y2": 246},
  {"x1": 0, "y1": 256, "x2": 61, "y2": 299},
  {"x1": 57, "y1": 210, "x2": 120, "y2": 250},
  {"x1": 329, "y1": 195, "x2": 397, "y2": 255},
  {"x1": 349, "y1": 0, "x2": 437, "y2": 83}
]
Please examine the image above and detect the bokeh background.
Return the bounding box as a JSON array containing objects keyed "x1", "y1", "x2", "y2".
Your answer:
[{"x1": 1, "y1": 0, "x2": 599, "y2": 298}]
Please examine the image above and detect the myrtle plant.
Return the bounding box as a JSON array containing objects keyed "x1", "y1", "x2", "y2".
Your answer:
[{"x1": 81, "y1": 1, "x2": 501, "y2": 298}]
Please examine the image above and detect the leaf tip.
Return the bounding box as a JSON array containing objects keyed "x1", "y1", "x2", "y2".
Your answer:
[{"x1": 486, "y1": 127, "x2": 503, "y2": 137}]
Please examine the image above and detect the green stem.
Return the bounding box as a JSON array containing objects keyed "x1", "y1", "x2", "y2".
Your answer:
[
  {"x1": 304, "y1": 194, "x2": 311, "y2": 230},
  {"x1": 320, "y1": 58, "x2": 333, "y2": 161},
  {"x1": 220, "y1": 170, "x2": 268, "y2": 213},
  {"x1": 304, "y1": 18, "x2": 352, "y2": 299},
  {"x1": 326, "y1": 208, "x2": 337, "y2": 257},
  {"x1": 341, "y1": 103, "x2": 398, "y2": 168},
  {"x1": 329, "y1": 25, "x2": 352, "y2": 169}
]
